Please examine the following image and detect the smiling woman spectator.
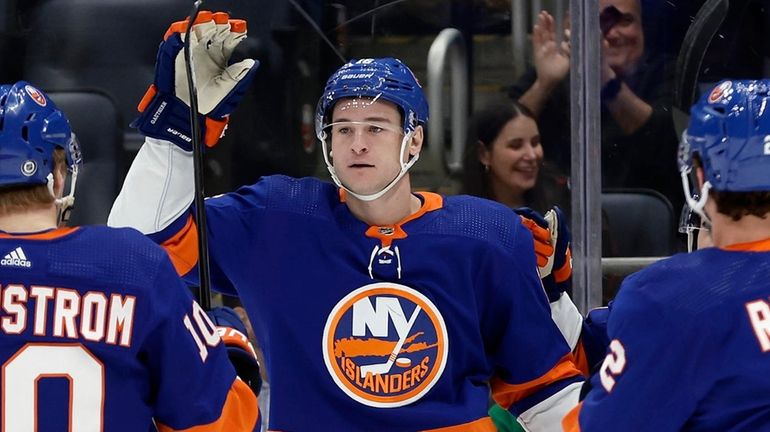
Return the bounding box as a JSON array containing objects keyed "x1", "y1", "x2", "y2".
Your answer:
[{"x1": 463, "y1": 99, "x2": 570, "y2": 215}]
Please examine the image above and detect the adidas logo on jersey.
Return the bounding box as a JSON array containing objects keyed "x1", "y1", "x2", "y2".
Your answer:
[{"x1": 1, "y1": 247, "x2": 31, "y2": 268}]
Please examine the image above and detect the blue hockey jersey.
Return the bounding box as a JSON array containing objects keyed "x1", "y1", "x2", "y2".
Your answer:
[
  {"x1": 564, "y1": 238, "x2": 770, "y2": 431},
  {"x1": 0, "y1": 226, "x2": 258, "y2": 431},
  {"x1": 143, "y1": 174, "x2": 582, "y2": 431}
]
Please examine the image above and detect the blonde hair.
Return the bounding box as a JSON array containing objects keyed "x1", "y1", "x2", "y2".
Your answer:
[{"x1": 0, "y1": 149, "x2": 67, "y2": 216}]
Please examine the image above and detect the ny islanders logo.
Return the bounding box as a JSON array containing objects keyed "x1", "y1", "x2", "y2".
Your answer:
[
  {"x1": 322, "y1": 282, "x2": 448, "y2": 408},
  {"x1": 708, "y1": 81, "x2": 732, "y2": 104},
  {"x1": 25, "y1": 85, "x2": 47, "y2": 107}
]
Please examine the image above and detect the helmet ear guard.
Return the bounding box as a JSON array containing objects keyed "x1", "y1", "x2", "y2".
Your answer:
[{"x1": 315, "y1": 58, "x2": 429, "y2": 201}]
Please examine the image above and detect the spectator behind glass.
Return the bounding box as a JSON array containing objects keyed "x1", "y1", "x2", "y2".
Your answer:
[
  {"x1": 510, "y1": 0, "x2": 683, "y2": 219},
  {"x1": 463, "y1": 100, "x2": 570, "y2": 215}
]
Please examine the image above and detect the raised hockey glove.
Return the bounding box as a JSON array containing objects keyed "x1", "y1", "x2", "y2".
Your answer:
[
  {"x1": 514, "y1": 207, "x2": 554, "y2": 269},
  {"x1": 132, "y1": 11, "x2": 259, "y2": 151},
  {"x1": 543, "y1": 206, "x2": 573, "y2": 300},
  {"x1": 515, "y1": 206, "x2": 572, "y2": 301},
  {"x1": 207, "y1": 306, "x2": 262, "y2": 397}
]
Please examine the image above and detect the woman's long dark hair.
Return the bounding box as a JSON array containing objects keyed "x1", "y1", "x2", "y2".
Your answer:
[{"x1": 463, "y1": 99, "x2": 569, "y2": 214}]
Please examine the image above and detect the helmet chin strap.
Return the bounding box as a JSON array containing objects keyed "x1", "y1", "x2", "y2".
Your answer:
[
  {"x1": 47, "y1": 165, "x2": 79, "y2": 225},
  {"x1": 680, "y1": 169, "x2": 712, "y2": 226},
  {"x1": 322, "y1": 131, "x2": 419, "y2": 202}
]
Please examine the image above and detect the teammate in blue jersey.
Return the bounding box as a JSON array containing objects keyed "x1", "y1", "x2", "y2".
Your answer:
[
  {"x1": 0, "y1": 81, "x2": 260, "y2": 431},
  {"x1": 109, "y1": 11, "x2": 582, "y2": 431},
  {"x1": 564, "y1": 80, "x2": 770, "y2": 430}
]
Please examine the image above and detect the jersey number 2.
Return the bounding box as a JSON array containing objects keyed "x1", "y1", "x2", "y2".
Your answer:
[
  {"x1": 3, "y1": 343, "x2": 104, "y2": 431},
  {"x1": 599, "y1": 339, "x2": 626, "y2": 392}
]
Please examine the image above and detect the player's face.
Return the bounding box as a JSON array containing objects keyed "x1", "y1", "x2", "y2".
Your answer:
[
  {"x1": 329, "y1": 98, "x2": 413, "y2": 195},
  {"x1": 600, "y1": 0, "x2": 644, "y2": 75},
  {"x1": 479, "y1": 115, "x2": 543, "y2": 199}
]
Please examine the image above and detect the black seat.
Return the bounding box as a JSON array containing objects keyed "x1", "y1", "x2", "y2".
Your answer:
[
  {"x1": 602, "y1": 188, "x2": 677, "y2": 257},
  {"x1": 22, "y1": 0, "x2": 191, "y2": 128},
  {"x1": 46, "y1": 91, "x2": 122, "y2": 226}
]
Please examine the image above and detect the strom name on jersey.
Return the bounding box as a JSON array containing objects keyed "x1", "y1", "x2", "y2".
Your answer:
[{"x1": 0, "y1": 283, "x2": 134, "y2": 345}]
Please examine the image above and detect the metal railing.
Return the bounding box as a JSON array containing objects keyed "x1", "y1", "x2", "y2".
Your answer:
[
  {"x1": 426, "y1": 28, "x2": 468, "y2": 177},
  {"x1": 601, "y1": 257, "x2": 664, "y2": 276}
]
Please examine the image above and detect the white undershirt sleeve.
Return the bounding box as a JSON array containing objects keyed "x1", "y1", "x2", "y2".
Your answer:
[{"x1": 108, "y1": 137, "x2": 194, "y2": 234}]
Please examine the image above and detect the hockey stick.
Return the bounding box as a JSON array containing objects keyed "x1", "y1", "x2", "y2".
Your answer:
[
  {"x1": 183, "y1": 0, "x2": 213, "y2": 310},
  {"x1": 671, "y1": 0, "x2": 730, "y2": 137},
  {"x1": 359, "y1": 305, "x2": 421, "y2": 377}
]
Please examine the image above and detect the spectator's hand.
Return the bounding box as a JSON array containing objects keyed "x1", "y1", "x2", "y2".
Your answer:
[
  {"x1": 132, "y1": 11, "x2": 259, "y2": 150},
  {"x1": 532, "y1": 11, "x2": 570, "y2": 88},
  {"x1": 600, "y1": 37, "x2": 618, "y2": 88}
]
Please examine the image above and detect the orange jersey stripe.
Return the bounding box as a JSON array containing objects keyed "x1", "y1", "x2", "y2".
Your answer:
[
  {"x1": 161, "y1": 215, "x2": 199, "y2": 276},
  {"x1": 722, "y1": 236, "x2": 770, "y2": 252},
  {"x1": 0, "y1": 227, "x2": 79, "y2": 240},
  {"x1": 423, "y1": 416, "x2": 496, "y2": 432},
  {"x1": 572, "y1": 340, "x2": 591, "y2": 377},
  {"x1": 491, "y1": 354, "x2": 582, "y2": 408},
  {"x1": 156, "y1": 378, "x2": 258, "y2": 432},
  {"x1": 561, "y1": 402, "x2": 582, "y2": 432}
]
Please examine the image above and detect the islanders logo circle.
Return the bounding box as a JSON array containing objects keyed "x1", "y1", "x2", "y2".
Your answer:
[
  {"x1": 322, "y1": 282, "x2": 448, "y2": 408},
  {"x1": 25, "y1": 85, "x2": 47, "y2": 107},
  {"x1": 708, "y1": 81, "x2": 732, "y2": 104}
]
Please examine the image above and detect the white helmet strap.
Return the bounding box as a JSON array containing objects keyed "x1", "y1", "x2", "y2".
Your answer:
[
  {"x1": 47, "y1": 164, "x2": 79, "y2": 225},
  {"x1": 680, "y1": 169, "x2": 712, "y2": 226}
]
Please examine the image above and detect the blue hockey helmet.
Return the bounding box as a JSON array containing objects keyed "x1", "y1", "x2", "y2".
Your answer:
[
  {"x1": 679, "y1": 80, "x2": 770, "y2": 192},
  {"x1": 678, "y1": 80, "x2": 770, "y2": 221},
  {"x1": 0, "y1": 81, "x2": 81, "y2": 188},
  {"x1": 315, "y1": 57, "x2": 429, "y2": 138},
  {"x1": 314, "y1": 58, "x2": 429, "y2": 201}
]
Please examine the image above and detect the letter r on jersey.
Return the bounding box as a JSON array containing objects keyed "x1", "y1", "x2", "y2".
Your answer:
[{"x1": 746, "y1": 298, "x2": 770, "y2": 352}]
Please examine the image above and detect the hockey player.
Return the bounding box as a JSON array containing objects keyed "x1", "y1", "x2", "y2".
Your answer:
[
  {"x1": 564, "y1": 80, "x2": 770, "y2": 430},
  {"x1": 0, "y1": 81, "x2": 260, "y2": 431},
  {"x1": 109, "y1": 11, "x2": 582, "y2": 431}
]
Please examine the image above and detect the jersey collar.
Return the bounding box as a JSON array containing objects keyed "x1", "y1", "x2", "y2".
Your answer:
[
  {"x1": 0, "y1": 227, "x2": 80, "y2": 240},
  {"x1": 721, "y1": 236, "x2": 770, "y2": 252}
]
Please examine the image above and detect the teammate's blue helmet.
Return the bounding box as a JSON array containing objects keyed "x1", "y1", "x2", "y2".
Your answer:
[
  {"x1": 0, "y1": 81, "x2": 81, "y2": 188},
  {"x1": 679, "y1": 80, "x2": 770, "y2": 193},
  {"x1": 315, "y1": 57, "x2": 429, "y2": 138},
  {"x1": 315, "y1": 58, "x2": 429, "y2": 201}
]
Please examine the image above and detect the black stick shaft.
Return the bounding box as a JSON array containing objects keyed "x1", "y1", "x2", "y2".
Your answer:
[{"x1": 183, "y1": 0, "x2": 212, "y2": 310}]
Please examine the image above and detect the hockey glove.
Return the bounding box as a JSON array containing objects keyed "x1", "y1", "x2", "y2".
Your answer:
[
  {"x1": 515, "y1": 206, "x2": 573, "y2": 302},
  {"x1": 543, "y1": 206, "x2": 573, "y2": 299},
  {"x1": 514, "y1": 207, "x2": 554, "y2": 269},
  {"x1": 207, "y1": 306, "x2": 262, "y2": 397},
  {"x1": 132, "y1": 11, "x2": 259, "y2": 151}
]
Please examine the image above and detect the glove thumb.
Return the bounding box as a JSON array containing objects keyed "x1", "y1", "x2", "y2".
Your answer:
[
  {"x1": 538, "y1": 208, "x2": 558, "y2": 278},
  {"x1": 225, "y1": 58, "x2": 258, "y2": 82}
]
